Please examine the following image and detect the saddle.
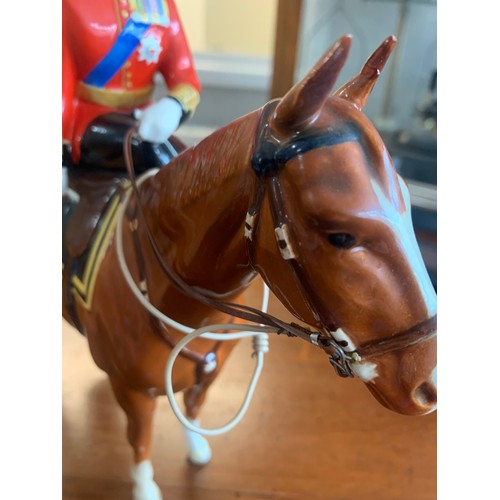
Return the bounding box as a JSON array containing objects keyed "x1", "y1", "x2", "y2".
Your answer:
[
  {"x1": 63, "y1": 112, "x2": 186, "y2": 261},
  {"x1": 62, "y1": 113, "x2": 185, "y2": 325},
  {"x1": 63, "y1": 168, "x2": 127, "y2": 261}
]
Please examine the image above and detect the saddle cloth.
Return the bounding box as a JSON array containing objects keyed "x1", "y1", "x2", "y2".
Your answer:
[{"x1": 62, "y1": 167, "x2": 130, "y2": 312}]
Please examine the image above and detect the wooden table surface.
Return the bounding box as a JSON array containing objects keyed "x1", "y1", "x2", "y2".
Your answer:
[{"x1": 62, "y1": 279, "x2": 436, "y2": 500}]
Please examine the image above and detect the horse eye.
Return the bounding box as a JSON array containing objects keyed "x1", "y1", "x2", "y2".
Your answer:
[{"x1": 328, "y1": 233, "x2": 356, "y2": 249}]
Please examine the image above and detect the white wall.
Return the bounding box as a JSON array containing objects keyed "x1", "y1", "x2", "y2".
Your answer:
[
  {"x1": 175, "y1": 0, "x2": 277, "y2": 57},
  {"x1": 176, "y1": 0, "x2": 437, "y2": 144},
  {"x1": 296, "y1": 0, "x2": 437, "y2": 131}
]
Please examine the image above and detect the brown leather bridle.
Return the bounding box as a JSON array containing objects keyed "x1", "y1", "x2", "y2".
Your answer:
[
  {"x1": 246, "y1": 100, "x2": 437, "y2": 373},
  {"x1": 122, "y1": 101, "x2": 436, "y2": 378}
]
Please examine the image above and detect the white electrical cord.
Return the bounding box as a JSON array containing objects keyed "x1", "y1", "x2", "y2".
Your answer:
[
  {"x1": 115, "y1": 171, "x2": 273, "y2": 435},
  {"x1": 165, "y1": 323, "x2": 273, "y2": 436}
]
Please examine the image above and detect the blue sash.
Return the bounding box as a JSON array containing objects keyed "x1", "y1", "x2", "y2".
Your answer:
[{"x1": 83, "y1": 19, "x2": 151, "y2": 88}]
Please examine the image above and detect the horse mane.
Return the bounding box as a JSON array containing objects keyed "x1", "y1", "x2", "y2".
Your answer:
[{"x1": 156, "y1": 111, "x2": 260, "y2": 209}]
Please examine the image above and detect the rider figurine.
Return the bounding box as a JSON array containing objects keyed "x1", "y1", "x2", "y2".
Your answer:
[{"x1": 62, "y1": 0, "x2": 201, "y2": 175}]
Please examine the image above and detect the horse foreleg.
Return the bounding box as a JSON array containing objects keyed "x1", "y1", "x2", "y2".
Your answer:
[
  {"x1": 182, "y1": 383, "x2": 212, "y2": 466},
  {"x1": 109, "y1": 376, "x2": 162, "y2": 500}
]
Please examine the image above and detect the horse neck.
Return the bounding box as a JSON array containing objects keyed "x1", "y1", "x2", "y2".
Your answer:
[{"x1": 140, "y1": 112, "x2": 260, "y2": 299}]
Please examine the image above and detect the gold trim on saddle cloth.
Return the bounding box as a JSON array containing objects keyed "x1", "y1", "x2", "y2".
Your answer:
[
  {"x1": 71, "y1": 182, "x2": 131, "y2": 310},
  {"x1": 77, "y1": 82, "x2": 154, "y2": 108}
]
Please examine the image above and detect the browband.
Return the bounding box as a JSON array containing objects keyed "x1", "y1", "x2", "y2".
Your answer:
[{"x1": 251, "y1": 100, "x2": 360, "y2": 177}]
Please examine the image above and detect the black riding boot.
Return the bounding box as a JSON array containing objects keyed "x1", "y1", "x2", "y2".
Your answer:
[{"x1": 78, "y1": 112, "x2": 183, "y2": 172}]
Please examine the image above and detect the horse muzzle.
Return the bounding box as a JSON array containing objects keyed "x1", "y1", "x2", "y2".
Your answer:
[
  {"x1": 412, "y1": 365, "x2": 437, "y2": 413},
  {"x1": 367, "y1": 369, "x2": 437, "y2": 416},
  {"x1": 355, "y1": 324, "x2": 437, "y2": 416}
]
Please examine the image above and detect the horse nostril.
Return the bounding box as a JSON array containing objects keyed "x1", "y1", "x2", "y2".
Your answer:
[{"x1": 414, "y1": 381, "x2": 437, "y2": 407}]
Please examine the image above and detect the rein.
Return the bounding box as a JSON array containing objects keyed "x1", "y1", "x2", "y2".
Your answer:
[
  {"x1": 120, "y1": 107, "x2": 436, "y2": 378},
  {"x1": 121, "y1": 127, "x2": 356, "y2": 377}
]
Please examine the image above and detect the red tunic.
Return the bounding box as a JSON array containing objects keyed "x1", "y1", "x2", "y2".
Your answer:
[{"x1": 62, "y1": 0, "x2": 201, "y2": 163}]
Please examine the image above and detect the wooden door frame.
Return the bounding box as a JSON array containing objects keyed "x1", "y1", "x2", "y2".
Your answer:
[{"x1": 270, "y1": 0, "x2": 303, "y2": 99}]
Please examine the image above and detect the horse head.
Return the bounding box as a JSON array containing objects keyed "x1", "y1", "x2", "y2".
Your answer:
[{"x1": 248, "y1": 35, "x2": 437, "y2": 416}]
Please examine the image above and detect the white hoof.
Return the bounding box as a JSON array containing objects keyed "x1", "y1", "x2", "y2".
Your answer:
[
  {"x1": 131, "y1": 460, "x2": 162, "y2": 500},
  {"x1": 183, "y1": 420, "x2": 212, "y2": 466}
]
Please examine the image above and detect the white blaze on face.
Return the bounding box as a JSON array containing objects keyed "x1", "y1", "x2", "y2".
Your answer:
[
  {"x1": 430, "y1": 365, "x2": 437, "y2": 387},
  {"x1": 371, "y1": 177, "x2": 437, "y2": 317}
]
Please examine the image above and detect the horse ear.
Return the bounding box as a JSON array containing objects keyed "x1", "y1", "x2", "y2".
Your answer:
[
  {"x1": 272, "y1": 34, "x2": 352, "y2": 133},
  {"x1": 334, "y1": 35, "x2": 397, "y2": 110}
]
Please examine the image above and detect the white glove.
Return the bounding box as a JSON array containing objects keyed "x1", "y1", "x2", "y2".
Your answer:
[{"x1": 135, "y1": 97, "x2": 183, "y2": 143}]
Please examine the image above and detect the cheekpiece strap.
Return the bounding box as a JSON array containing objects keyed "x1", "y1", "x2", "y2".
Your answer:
[{"x1": 251, "y1": 100, "x2": 281, "y2": 177}]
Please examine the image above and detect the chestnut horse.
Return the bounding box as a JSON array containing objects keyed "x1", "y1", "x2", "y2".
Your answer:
[{"x1": 62, "y1": 35, "x2": 437, "y2": 500}]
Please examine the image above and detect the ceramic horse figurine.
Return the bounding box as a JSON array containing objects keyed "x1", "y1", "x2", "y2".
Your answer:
[{"x1": 62, "y1": 34, "x2": 437, "y2": 500}]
